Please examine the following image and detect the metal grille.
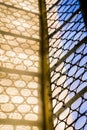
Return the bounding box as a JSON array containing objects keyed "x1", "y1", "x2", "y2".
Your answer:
[
  {"x1": 0, "y1": 1, "x2": 43, "y2": 130},
  {"x1": 46, "y1": 0, "x2": 87, "y2": 129}
]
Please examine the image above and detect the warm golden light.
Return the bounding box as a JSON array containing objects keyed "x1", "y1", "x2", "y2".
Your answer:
[{"x1": 0, "y1": 0, "x2": 42, "y2": 129}]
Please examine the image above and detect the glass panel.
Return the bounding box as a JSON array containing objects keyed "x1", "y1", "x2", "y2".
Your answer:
[
  {"x1": 0, "y1": 34, "x2": 40, "y2": 72},
  {"x1": 46, "y1": 0, "x2": 87, "y2": 129},
  {"x1": 0, "y1": 4, "x2": 39, "y2": 39},
  {"x1": 0, "y1": 0, "x2": 39, "y2": 13},
  {"x1": 54, "y1": 92, "x2": 87, "y2": 130},
  {"x1": 0, "y1": 125, "x2": 42, "y2": 130},
  {"x1": 0, "y1": 0, "x2": 43, "y2": 129},
  {"x1": 0, "y1": 72, "x2": 42, "y2": 121}
]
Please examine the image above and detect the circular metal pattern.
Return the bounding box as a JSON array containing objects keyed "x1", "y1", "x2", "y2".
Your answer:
[
  {"x1": 27, "y1": 97, "x2": 38, "y2": 104},
  {"x1": 24, "y1": 113, "x2": 38, "y2": 121},
  {"x1": 0, "y1": 1, "x2": 42, "y2": 129},
  {"x1": 0, "y1": 125, "x2": 40, "y2": 130},
  {"x1": 0, "y1": 34, "x2": 40, "y2": 72},
  {"x1": 17, "y1": 105, "x2": 31, "y2": 114},
  {"x1": 1, "y1": 104, "x2": 14, "y2": 113},
  {"x1": 6, "y1": 87, "x2": 18, "y2": 95},
  {"x1": 11, "y1": 96, "x2": 24, "y2": 104},
  {"x1": 0, "y1": 95, "x2": 9, "y2": 103},
  {"x1": 20, "y1": 89, "x2": 31, "y2": 97},
  {"x1": 0, "y1": 0, "x2": 40, "y2": 72},
  {"x1": 46, "y1": 0, "x2": 87, "y2": 129},
  {"x1": 75, "y1": 116, "x2": 86, "y2": 129},
  {"x1": 54, "y1": 93, "x2": 87, "y2": 130},
  {"x1": 0, "y1": 72, "x2": 41, "y2": 121},
  {"x1": 0, "y1": 0, "x2": 87, "y2": 130}
]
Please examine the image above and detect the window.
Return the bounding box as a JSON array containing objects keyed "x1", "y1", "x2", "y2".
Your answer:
[
  {"x1": 0, "y1": 0, "x2": 87, "y2": 130},
  {"x1": 0, "y1": 1, "x2": 43, "y2": 130},
  {"x1": 46, "y1": 0, "x2": 87, "y2": 129}
]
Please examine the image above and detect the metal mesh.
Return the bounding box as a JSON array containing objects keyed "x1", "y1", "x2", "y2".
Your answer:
[
  {"x1": 0, "y1": 1, "x2": 43, "y2": 130},
  {"x1": 54, "y1": 92, "x2": 87, "y2": 130},
  {"x1": 0, "y1": 34, "x2": 40, "y2": 72},
  {"x1": 46, "y1": 0, "x2": 87, "y2": 129}
]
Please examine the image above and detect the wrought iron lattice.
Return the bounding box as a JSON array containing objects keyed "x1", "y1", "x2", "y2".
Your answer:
[
  {"x1": 0, "y1": 0, "x2": 44, "y2": 130},
  {"x1": 0, "y1": 0, "x2": 87, "y2": 129},
  {"x1": 46, "y1": 0, "x2": 87, "y2": 129}
]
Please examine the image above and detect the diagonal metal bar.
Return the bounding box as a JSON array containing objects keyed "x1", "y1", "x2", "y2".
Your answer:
[
  {"x1": 0, "y1": 2, "x2": 40, "y2": 15},
  {"x1": 0, "y1": 30, "x2": 40, "y2": 42},
  {"x1": 0, "y1": 119, "x2": 42, "y2": 126},
  {"x1": 53, "y1": 86, "x2": 87, "y2": 119},
  {"x1": 47, "y1": 0, "x2": 61, "y2": 12},
  {"x1": 51, "y1": 36, "x2": 87, "y2": 72},
  {"x1": 0, "y1": 67, "x2": 40, "y2": 77},
  {"x1": 49, "y1": 8, "x2": 80, "y2": 38}
]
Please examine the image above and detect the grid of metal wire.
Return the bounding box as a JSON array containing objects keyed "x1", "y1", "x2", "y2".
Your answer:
[{"x1": 46, "y1": 0, "x2": 87, "y2": 129}]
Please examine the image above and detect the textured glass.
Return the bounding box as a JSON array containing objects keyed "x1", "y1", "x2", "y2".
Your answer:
[
  {"x1": 0, "y1": 0, "x2": 43, "y2": 130},
  {"x1": 0, "y1": 72, "x2": 42, "y2": 121},
  {"x1": 46, "y1": 0, "x2": 87, "y2": 129},
  {"x1": 0, "y1": 0, "x2": 39, "y2": 13},
  {"x1": 0, "y1": 4, "x2": 39, "y2": 38},
  {"x1": 0, "y1": 34, "x2": 40, "y2": 72},
  {"x1": 0, "y1": 125, "x2": 41, "y2": 130}
]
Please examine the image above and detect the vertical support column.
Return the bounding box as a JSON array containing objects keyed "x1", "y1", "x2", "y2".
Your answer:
[{"x1": 39, "y1": 0, "x2": 53, "y2": 130}]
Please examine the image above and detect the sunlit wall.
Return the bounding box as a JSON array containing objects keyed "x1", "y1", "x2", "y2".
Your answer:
[{"x1": 0, "y1": 0, "x2": 43, "y2": 130}]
